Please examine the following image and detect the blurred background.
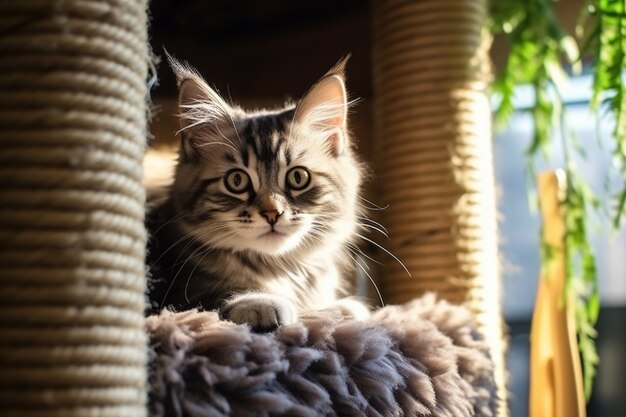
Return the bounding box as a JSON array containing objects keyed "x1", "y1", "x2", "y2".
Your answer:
[{"x1": 146, "y1": 1, "x2": 626, "y2": 416}]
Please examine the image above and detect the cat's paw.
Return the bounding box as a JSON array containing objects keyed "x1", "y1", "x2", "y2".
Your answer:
[
  {"x1": 220, "y1": 293, "x2": 297, "y2": 331},
  {"x1": 331, "y1": 297, "x2": 371, "y2": 320}
]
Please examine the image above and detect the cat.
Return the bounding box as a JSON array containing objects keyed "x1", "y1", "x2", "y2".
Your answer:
[{"x1": 146, "y1": 55, "x2": 371, "y2": 330}]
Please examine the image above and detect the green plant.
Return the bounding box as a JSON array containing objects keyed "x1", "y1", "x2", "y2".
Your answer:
[{"x1": 489, "y1": 0, "x2": 625, "y2": 400}]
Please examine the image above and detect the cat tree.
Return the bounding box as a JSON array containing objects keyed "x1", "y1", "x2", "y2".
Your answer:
[
  {"x1": 0, "y1": 1, "x2": 502, "y2": 416},
  {"x1": 0, "y1": 1, "x2": 149, "y2": 415},
  {"x1": 371, "y1": 0, "x2": 507, "y2": 414}
]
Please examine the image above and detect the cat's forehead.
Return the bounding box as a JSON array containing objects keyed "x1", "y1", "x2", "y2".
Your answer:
[
  {"x1": 238, "y1": 108, "x2": 295, "y2": 139},
  {"x1": 233, "y1": 107, "x2": 320, "y2": 164},
  {"x1": 195, "y1": 105, "x2": 328, "y2": 176}
]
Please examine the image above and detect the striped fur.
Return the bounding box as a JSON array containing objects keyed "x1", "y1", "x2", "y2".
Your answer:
[{"x1": 147, "y1": 56, "x2": 368, "y2": 329}]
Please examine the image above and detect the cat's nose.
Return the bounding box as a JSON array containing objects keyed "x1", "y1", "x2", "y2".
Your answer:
[{"x1": 260, "y1": 210, "x2": 282, "y2": 225}]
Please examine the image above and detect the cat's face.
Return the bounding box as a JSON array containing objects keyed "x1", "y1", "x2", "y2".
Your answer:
[{"x1": 168, "y1": 57, "x2": 362, "y2": 257}]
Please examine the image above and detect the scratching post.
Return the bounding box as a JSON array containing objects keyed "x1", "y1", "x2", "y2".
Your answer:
[
  {"x1": 0, "y1": 1, "x2": 149, "y2": 416},
  {"x1": 371, "y1": 0, "x2": 507, "y2": 415}
]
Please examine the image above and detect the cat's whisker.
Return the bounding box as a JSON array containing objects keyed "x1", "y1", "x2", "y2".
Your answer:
[
  {"x1": 152, "y1": 229, "x2": 200, "y2": 265},
  {"x1": 357, "y1": 196, "x2": 389, "y2": 211},
  {"x1": 148, "y1": 214, "x2": 207, "y2": 266},
  {"x1": 357, "y1": 216, "x2": 389, "y2": 236},
  {"x1": 182, "y1": 227, "x2": 237, "y2": 303},
  {"x1": 190, "y1": 225, "x2": 237, "y2": 245},
  {"x1": 212, "y1": 121, "x2": 241, "y2": 152},
  {"x1": 195, "y1": 140, "x2": 239, "y2": 154},
  {"x1": 150, "y1": 211, "x2": 189, "y2": 236},
  {"x1": 209, "y1": 231, "x2": 237, "y2": 248},
  {"x1": 286, "y1": 99, "x2": 299, "y2": 144},
  {"x1": 312, "y1": 213, "x2": 341, "y2": 221},
  {"x1": 299, "y1": 228, "x2": 329, "y2": 251},
  {"x1": 352, "y1": 255, "x2": 385, "y2": 308},
  {"x1": 346, "y1": 242, "x2": 383, "y2": 267},
  {"x1": 358, "y1": 222, "x2": 389, "y2": 239},
  {"x1": 183, "y1": 246, "x2": 215, "y2": 304},
  {"x1": 170, "y1": 224, "x2": 234, "y2": 266},
  {"x1": 310, "y1": 225, "x2": 330, "y2": 237},
  {"x1": 159, "y1": 242, "x2": 207, "y2": 310},
  {"x1": 167, "y1": 227, "x2": 236, "y2": 307},
  {"x1": 225, "y1": 111, "x2": 244, "y2": 145},
  {"x1": 355, "y1": 233, "x2": 411, "y2": 277}
]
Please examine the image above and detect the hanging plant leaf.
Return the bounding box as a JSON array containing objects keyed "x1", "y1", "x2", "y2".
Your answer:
[{"x1": 488, "y1": 0, "x2": 608, "y2": 402}]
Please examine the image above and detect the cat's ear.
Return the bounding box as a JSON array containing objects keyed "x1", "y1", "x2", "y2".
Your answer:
[
  {"x1": 295, "y1": 56, "x2": 350, "y2": 156},
  {"x1": 166, "y1": 52, "x2": 234, "y2": 160}
]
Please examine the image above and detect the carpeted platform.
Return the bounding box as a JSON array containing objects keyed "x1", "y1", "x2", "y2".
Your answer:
[{"x1": 148, "y1": 294, "x2": 497, "y2": 417}]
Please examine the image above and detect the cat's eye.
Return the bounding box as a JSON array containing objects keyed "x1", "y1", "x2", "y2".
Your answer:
[
  {"x1": 286, "y1": 167, "x2": 311, "y2": 191},
  {"x1": 224, "y1": 169, "x2": 250, "y2": 194}
]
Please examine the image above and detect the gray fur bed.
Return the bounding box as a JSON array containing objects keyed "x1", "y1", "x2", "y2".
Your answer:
[{"x1": 148, "y1": 294, "x2": 497, "y2": 417}]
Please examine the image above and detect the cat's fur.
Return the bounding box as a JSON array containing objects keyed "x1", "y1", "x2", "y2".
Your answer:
[{"x1": 146, "y1": 56, "x2": 369, "y2": 330}]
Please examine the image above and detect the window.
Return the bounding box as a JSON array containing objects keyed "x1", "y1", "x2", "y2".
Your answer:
[{"x1": 495, "y1": 74, "x2": 626, "y2": 416}]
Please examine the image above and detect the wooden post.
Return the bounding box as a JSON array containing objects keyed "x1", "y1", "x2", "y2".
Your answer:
[{"x1": 530, "y1": 170, "x2": 586, "y2": 417}]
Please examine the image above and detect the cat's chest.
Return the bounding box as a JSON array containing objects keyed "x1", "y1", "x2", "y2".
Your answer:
[
  {"x1": 201, "y1": 254, "x2": 341, "y2": 309},
  {"x1": 264, "y1": 264, "x2": 341, "y2": 310}
]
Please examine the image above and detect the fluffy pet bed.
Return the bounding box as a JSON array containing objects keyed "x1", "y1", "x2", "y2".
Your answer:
[{"x1": 148, "y1": 294, "x2": 497, "y2": 417}]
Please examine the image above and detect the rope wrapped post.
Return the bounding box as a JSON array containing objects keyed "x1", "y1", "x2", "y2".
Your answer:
[
  {"x1": 371, "y1": 1, "x2": 507, "y2": 415},
  {"x1": 0, "y1": 1, "x2": 149, "y2": 416}
]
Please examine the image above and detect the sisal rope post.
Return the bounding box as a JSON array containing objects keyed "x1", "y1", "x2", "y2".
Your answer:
[
  {"x1": 0, "y1": 1, "x2": 149, "y2": 416},
  {"x1": 371, "y1": 0, "x2": 508, "y2": 415}
]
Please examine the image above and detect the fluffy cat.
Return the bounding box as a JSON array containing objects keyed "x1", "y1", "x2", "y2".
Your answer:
[{"x1": 146, "y1": 55, "x2": 370, "y2": 330}]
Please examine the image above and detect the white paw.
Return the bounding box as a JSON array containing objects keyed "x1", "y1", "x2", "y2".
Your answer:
[
  {"x1": 332, "y1": 298, "x2": 371, "y2": 320},
  {"x1": 220, "y1": 293, "x2": 297, "y2": 331}
]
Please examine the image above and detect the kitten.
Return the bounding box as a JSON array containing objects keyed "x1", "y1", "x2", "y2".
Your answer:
[{"x1": 146, "y1": 55, "x2": 370, "y2": 330}]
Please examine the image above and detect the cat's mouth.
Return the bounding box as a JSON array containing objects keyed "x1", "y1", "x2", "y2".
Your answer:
[
  {"x1": 259, "y1": 229, "x2": 286, "y2": 239},
  {"x1": 248, "y1": 224, "x2": 310, "y2": 255},
  {"x1": 254, "y1": 229, "x2": 292, "y2": 253}
]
